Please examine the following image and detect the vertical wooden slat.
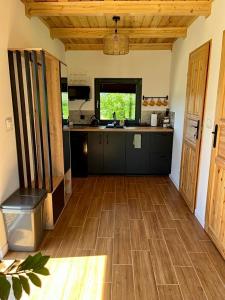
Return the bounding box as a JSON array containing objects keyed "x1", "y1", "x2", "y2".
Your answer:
[
  {"x1": 31, "y1": 50, "x2": 46, "y2": 189},
  {"x1": 40, "y1": 50, "x2": 53, "y2": 192},
  {"x1": 16, "y1": 50, "x2": 32, "y2": 188},
  {"x1": 8, "y1": 51, "x2": 25, "y2": 188},
  {"x1": 24, "y1": 50, "x2": 39, "y2": 188}
]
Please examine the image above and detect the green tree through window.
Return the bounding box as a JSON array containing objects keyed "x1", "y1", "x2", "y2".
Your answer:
[{"x1": 100, "y1": 93, "x2": 136, "y2": 120}]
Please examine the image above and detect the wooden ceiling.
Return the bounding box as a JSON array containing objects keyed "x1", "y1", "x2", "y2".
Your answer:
[{"x1": 22, "y1": 1, "x2": 212, "y2": 51}]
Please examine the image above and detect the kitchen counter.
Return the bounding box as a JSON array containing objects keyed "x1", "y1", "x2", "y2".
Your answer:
[{"x1": 64, "y1": 126, "x2": 173, "y2": 133}]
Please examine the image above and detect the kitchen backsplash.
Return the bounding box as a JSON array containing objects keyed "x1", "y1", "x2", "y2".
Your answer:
[{"x1": 69, "y1": 109, "x2": 175, "y2": 128}]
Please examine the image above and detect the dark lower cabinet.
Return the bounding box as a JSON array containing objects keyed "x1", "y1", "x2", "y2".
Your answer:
[
  {"x1": 72, "y1": 130, "x2": 173, "y2": 176},
  {"x1": 70, "y1": 132, "x2": 88, "y2": 177},
  {"x1": 126, "y1": 133, "x2": 149, "y2": 174},
  {"x1": 88, "y1": 132, "x2": 104, "y2": 174},
  {"x1": 104, "y1": 133, "x2": 126, "y2": 174},
  {"x1": 149, "y1": 132, "x2": 173, "y2": 174}
]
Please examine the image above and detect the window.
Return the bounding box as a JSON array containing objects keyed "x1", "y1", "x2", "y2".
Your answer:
[{"x1": 95, "y1": 78, "x2": 142, "y2": 125}]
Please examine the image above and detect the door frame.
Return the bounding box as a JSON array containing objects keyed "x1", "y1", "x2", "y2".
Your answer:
[
  {"x1": 205, "y1": 32, "x2": 225, "y2": 258},
  {"x1": 179, "y1": 40, "x2": 211, "y2": 212}
]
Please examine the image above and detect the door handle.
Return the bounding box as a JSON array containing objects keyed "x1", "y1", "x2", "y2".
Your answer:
[
  {"x1": 212, "y1": 124, "x2": 218, "y2": 148},
  {"x1": 193, "y1": 120, "x2": 200, "y2": 140}
]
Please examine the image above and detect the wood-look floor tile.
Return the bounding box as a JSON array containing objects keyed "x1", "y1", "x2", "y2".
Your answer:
[
  {"x1": 189, "y1": 252, "x2": 225, "y2": 299},
  {"x1": 114, "y1": 203, "x2": 129, "y2": 231},
  {"x1": 113, "y1": 228, "x2": 132, "y2": 265},
  {"x1": 128, "y1": 198, "x2": 142, "y2": 219},
  {"x1": 50, "y1": 211, "x2": 70, "y2": 237},
  {"x1": 98, "y1": 210, "x2": 114, "y2": 238},
  {"x1": 56, "y1": 226, "x2": 82, "y2": 257},
  {"x1": 200, "y1": 241, "x2": 225, "y2": 285},
  {"x1": 95, "y1": 238, "x2": 113, "y2": 283},
  {"x1": 40, "y1": 236, "x2": 62, "y2": 257},
  {"x1": 130, "y1": 219, "x2": 149, "y2": 250},
  {"x1": 112, "y1": 265, "x2": 135, "y2": 300},
  {"x1": 154, "y1": 205, "x2": 176, "y2": 229},
  {"x1": 104, "y1": 177, "x2": 116, "y2": 193},
  {"x1": 102, "y1": 192, "x2": 115, "y2": 210},
  {"x1": 75, "y1": 249, "x2": 95, "y2": 257},
  {"x1": 149, "y1": 239, "x2": 178, "y2": 284},
  {"x1": 139, "y1": 192, "x2": 154, "y2": 211},
  {"x1": 175, "y1": 266, "x2": 207, "y2": 300},
  {"x1": 132, "y1": 251, "x2": 158, "y2": 300},
  {"x1": 87, "y1": 196, "x2": 102, "y2": 218},
  {"x1": 143, "y1": 211, "x2": 164, "y2": 239},
  {"x1": 69, "y1": 196, "x2": 90, "y2": 226},
  {"x1": 159, "y1": 184, "x2": 190, "y2": 220},
  {"x1": 78, "y1": 218, "x2": 99, "y2": 250},
  {"x1": 162, "y1": 229, "x2": 191, "y2": 266},
  {"x1": 127, "y1": 183, "x2": 139, "y2": 198},
  {"x1": 148, "y1": 187, "x2": 165, "y2": 205},
  {"x1": 175, "y1": 220, "x2": 205, "y2": 253},
  {"x1": 115, "y1": 190, "x2": 127, "y2": 203},
  {"x1": 157, "y1": 285, "x2": 183, "y2": 300},
  {"x1": 102, "y1": 283, "x2": 112, "y2": 300}
]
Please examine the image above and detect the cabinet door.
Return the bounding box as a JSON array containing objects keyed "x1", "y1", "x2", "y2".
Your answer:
[
  {"x1": 88, "y1": 132, "x2": 104, "y2": 174},
  {"x1": 70, "y1": 132, "x2": 88, "y2": 177},
  {"x1": 149, "y1": 132, "x2": 173, "y2": 175},
  {"x1": 126, "y1": 133, "x2": 149, "y2": 174},
  {"x1": 104, "y1": 133, "x2": 126, "y2": 174},
  {"x1": 63, "y1": 130, "x2": 71, "y2": 174}
]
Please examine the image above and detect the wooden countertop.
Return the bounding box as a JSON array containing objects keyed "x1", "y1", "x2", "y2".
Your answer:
[{"x1": 64, "y1": 126, "x2": 173, "y2": 133}]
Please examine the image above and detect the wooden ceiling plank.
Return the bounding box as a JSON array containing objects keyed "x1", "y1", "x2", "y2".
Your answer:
[
  {"x1": 50, "y1": 27, "x2": 187, "y2": 39},
  {"x1": 65, "y1": 43, "x2": 173, "y2": 51},
  {"x1": 25, "y1": 1, "x2": 212, "y2": 17}
]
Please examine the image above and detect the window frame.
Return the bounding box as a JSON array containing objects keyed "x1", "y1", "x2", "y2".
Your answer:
[{"x1": 95, "y1": 78, "x2": 142, "y2": 126}]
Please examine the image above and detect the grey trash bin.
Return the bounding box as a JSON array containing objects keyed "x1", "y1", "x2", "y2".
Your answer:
[{"x1": 1, "y1": 189, "x2": 46, "y2": 251}]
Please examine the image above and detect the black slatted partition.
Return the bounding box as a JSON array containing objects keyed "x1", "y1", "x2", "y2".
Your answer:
[
  {"x1": 8, "y1": 51, "x2": 25, "y2": 188},
  {"x1": 8, "y1": 49, "x2": 53, "y2": 192}
]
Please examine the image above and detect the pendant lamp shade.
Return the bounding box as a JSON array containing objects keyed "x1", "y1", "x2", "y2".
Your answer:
[{"x1": 103, "y1": 16, "x2": 129, "y2": 55}]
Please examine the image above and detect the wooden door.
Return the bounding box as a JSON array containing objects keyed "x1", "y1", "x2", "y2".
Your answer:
[
  {"x1": 180, "y1": 42, "x2": 210, "y2": 212},
  {"x1": 206, "y1": 32, "x2": 225, "y2": 259}
]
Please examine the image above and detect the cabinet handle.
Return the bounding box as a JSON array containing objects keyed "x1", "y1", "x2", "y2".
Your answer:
[
  {"x1": 106, "y1": 135, "x2": 109, "y2": 144},
  {"x1": 212, "y1": 124, "x2": 218, "y2": 148},
  {"x1": 99, "y1": 134, "x2": 102, "y2": 144}
]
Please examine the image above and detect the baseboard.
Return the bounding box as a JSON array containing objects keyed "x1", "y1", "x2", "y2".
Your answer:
[
  {"x1": 169, "y1": 173, "x2": 179, "y2": 190},
  {"x1": 0, "y1": 242, "x2": 8, "y2": 259},
  {"x1": 194, "y1": 209, "x2": 205, "y2": 228}
]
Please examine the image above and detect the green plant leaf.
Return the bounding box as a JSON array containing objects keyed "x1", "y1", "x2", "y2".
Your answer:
[
  {"x1": 33, "y1": 256, "x2": 50, "y2": 270},
  {"x1": 12, "y1": 277, "x2": 22, "y2": 300},
  {"x1": 17, "y1": 255, "x2": 33, "y2": 271},
  {"x1": 27, "y1": 273, "x2": 41, "y2": 288},
  {"x1": 34, "y1": 267, "x2": 50, "y2": 276},
  {"x1": 19, "y1": 275, "x2": 30, "y2": 295},
  {"x1": 0, "y1": 275, "x2": 10, "y2": 300}
]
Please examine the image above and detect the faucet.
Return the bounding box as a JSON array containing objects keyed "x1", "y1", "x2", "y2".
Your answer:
[{"x1": 112, "y1": 112, "x2": 117, "y2": 126}]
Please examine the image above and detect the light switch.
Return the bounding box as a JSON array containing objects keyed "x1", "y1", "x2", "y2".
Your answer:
[{"x1": 5, "y1": 117, "x2": 13, "y2": 131}]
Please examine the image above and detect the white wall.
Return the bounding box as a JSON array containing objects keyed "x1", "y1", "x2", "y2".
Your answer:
[
  {"x1": 66, "y1": 50, "x2": 171, "y2": 112},
  {"x1": 0, "y1": 0, "x2": 65, "y2": 257},
  {"x1": 169, "y1": 0, "x2": 225, "y2": 226}
]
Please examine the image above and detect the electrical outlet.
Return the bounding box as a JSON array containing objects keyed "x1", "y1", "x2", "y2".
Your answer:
[
  {"x1": 5, "y1": 117, "x2": 13, "y2": 131},
  {"x1": 80, "y1": 115, "x2": 85, "y2": 120}
]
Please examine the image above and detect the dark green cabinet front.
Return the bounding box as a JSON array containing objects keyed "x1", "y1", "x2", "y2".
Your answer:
[
  {"x1": 88, "y1": 132, "x2": 104, "y2": 174},
  {"x1": 126, "y1": 133, "x2": 149, "y2": 174},
  {"x1": 103, "y1": 133, "x2": 126, "y2": 174},
  {"x1": 149, "y1": 132, "x2": 173, "y2": 174},
  {"x1": 85, "y1": 131, "x2": 173, "y2": 175}
]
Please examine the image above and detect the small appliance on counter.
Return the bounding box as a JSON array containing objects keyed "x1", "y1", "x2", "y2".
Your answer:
[
  {"x1": 151, "y1": 113, "x2": 158, "y2": 127},
  {"x1": 162, "y1": 109, "x2": 171, "y2": 128},
  {"x1": 90, "y1": 115, "x2": 100, "y2": 127}
]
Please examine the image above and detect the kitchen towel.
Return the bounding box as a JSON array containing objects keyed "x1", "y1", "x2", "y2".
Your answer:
[{"x1": 133, "y1": 134, "x2": 141, "y2": 149}]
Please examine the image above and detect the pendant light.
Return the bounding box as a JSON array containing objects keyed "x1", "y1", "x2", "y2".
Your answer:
[{"x1": 103, "y1": 16, "x2": 129, "y2": 55}]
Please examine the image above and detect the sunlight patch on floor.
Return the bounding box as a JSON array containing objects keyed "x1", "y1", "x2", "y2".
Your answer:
[{"x1": 18, "y1": 255, "x2": 107, "y2": 300}]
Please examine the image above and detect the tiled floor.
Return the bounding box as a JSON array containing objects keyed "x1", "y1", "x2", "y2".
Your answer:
[{"x1": 6, "y1": 176, "x2": 225, "y2": 300}]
